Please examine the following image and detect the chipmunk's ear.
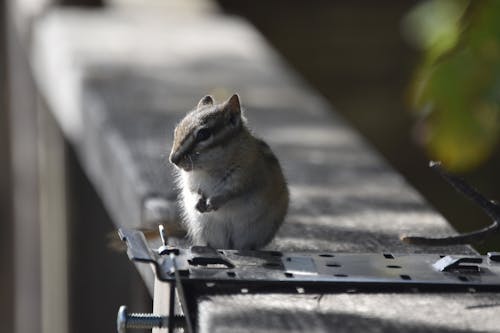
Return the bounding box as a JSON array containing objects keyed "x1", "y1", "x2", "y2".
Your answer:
[
  {"x1": 224, "y1": 94, "x2": 241, "y2": 127},
  {"x1": 197, "y1": 95, "x2": 214, "y2": 109},
  {"x1": 224, "y1": 94, "x2": 241, "y2": 115}
]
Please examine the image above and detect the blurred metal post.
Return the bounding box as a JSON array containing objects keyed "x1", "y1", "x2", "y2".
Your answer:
[
  {"x1": 7, "y1": 8, "x2": 42, "y2": 333},
  {"x1": 7, "y1": 0, "x2": 69, "y2": 332},
  {"x1": 37, "y1": 98, "x2": 69, "y2": 333}
]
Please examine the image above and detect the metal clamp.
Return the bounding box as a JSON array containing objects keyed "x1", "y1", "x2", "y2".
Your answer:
[{"x1": 118, "y1": 226, "x2": 500, "y2": 333}]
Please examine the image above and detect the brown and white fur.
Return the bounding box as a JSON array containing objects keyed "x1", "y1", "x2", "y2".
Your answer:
[{"x1": 169, "y1": 94, "x2": 289, "y2": 250}]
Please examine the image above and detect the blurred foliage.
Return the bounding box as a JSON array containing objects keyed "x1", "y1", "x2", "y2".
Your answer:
[{"x1": 403, "y1": 0, "x2": 500, "y2": 172}]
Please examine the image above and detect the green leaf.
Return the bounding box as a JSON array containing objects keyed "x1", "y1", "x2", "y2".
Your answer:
[{"x1": 407, "y1": 0, "x2": 500, "y2": 172}]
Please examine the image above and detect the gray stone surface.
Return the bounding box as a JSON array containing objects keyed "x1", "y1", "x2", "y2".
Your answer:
[
  {"x1": 199, "y1": 293, "x2": 500, "y2": 332},
  {"x1": 31, "y1": 5, "x2": 498, "y2": 332}
]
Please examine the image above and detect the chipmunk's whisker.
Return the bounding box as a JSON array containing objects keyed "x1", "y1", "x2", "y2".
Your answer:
[{"x1": 188, "y1": 155, "x2": 194, "y2": 170}]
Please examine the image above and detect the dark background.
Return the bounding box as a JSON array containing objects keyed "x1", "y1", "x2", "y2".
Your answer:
[{"x1": 0, "y1": 0, "x2": 13, "y2": 332}]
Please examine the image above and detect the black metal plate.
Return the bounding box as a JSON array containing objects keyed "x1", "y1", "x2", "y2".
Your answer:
[{"x1": 119, "y1": 228, "x2": 500, "y2": 294}]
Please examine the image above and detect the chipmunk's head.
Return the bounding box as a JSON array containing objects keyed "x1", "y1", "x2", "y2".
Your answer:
[{"x1": 169, "y1": 94, "x2": 244, "y2": 171}]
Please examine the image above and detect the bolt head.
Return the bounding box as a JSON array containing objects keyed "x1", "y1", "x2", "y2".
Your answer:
[{"x1": 117, "y1": 306, "x2": 128, "y2": 333}]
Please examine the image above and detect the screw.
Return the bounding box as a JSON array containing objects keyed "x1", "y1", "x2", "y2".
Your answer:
[
  {"x1": 117, "y1": 306, "x2": 185, "y2": 333},
  {"x1": 157, "y1": 225, "x2": 179, "y2": 255}
]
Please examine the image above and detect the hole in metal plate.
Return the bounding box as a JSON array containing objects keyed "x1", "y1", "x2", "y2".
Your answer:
[
  {"x1": 326, "y1": 263, "x2": 341, "y2": 267},
  {"x1": 263, "y1": 262, "x2": 281, "y2": 268},
  {"x1": 400, "y1": 274, "x2": 412, "y2": 280},
  {"x1": 188, "y1": 256, "x2": 234, "y2": 269}
]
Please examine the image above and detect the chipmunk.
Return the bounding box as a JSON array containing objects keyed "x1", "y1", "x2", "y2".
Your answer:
[{"x1": 169, "y1": 94, "x2": 289, "y2": 250}]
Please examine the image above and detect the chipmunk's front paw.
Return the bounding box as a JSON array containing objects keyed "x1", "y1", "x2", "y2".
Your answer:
[
  {"x1": 195, "y1": 196, "x2": 208, "y2": 213},
  {"x1": 195, "y1": 196, "x2": 216, "y2": 213}
]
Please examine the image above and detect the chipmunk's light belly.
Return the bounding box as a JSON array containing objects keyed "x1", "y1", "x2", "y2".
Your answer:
[
  {"x1": 182, "y1": 190, "x2": 269, "y2": 248},
  {"x1": 179, "y1": 171, "x2": 285, "y2": 249}
]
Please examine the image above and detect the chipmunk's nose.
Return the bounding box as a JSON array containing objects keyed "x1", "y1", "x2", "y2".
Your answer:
[{"x1": 169, "y1": 152, "x2": 181, "y2": 165}]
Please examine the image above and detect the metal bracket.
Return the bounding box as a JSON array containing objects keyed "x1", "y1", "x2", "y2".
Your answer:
[{"x1": 117, "y1": 228, "x2": 500, "y2": 332}]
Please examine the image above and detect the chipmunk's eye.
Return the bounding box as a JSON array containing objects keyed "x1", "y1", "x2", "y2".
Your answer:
[{"x1": 195, "y1": 128, "x2": 211, "y2": 142}]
